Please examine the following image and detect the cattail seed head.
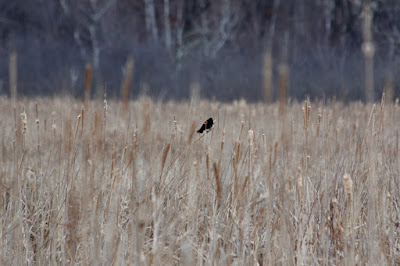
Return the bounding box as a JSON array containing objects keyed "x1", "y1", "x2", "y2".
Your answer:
[
  {"x1": 173, "y1": 116, "x2": 178, "y2": 133},
  {"x1": 104, "y1": 99, "x2": 108, "y2": 111},
  {"x1": 297, "y1": 167, "x2": 303, "y2": 189},
  {"x1": 248, "y1": 129, "x2": 254, "y2": 146},
  {"x1": 21, "y1": 111, "x2": 27, "y2": 134},
  {"x1": 161, "y1": 143, "x2": 171, "y2": 172},
  {"x1": 342, "y1": 173, "x2": 353, "y2": 197}
]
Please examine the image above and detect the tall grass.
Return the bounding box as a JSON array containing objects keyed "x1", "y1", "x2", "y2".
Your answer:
[{"x1": 0, "y1": 96, "x2": 399, "y2": 264}]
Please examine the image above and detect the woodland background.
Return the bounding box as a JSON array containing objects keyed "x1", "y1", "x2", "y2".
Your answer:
[{"x1": 0, "y1": 0, "x2": 399, "y2": 101}]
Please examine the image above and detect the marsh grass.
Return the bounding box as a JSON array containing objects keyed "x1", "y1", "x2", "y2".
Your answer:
[{"x1": 0, "y1": 96, "x2": 399, "y2": 264}]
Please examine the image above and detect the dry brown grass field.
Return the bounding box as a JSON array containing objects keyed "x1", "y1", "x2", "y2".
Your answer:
[{"x1": 0, "y1": 96, "x2": 399, "y2": 265}]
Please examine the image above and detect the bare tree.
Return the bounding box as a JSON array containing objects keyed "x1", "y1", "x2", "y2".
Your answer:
[
  {"x1": 263, "y1": 0, "x2": 280, "y2": 103},
  {"x1": 163, "y1": 0, "x2": 172, "y2": 51},
  {"x1": 60, "y1": 0, "x2": 116, "y2": 98},
  {"x1": 144, "y1": 0, "x2": 158, "y2": 42},
  {"x1": 208, "y1": 0, "x2": 240, "y2": 57},
  {"x1": 362, "y1": 4, "x2": 375, "y2": 102}
]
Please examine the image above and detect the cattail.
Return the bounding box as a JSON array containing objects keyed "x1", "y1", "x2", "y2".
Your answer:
[
  {"x1": 103, "y1": 99, "x2": 108, "y2": 136},
  {"x1": 241, "y1": 175, "x2": 249, "y2": 196},
  {"x1": 9, "y1": 50, "x2": 17, "y2": 101},
  {"x1": 84, "y1": 63, "x2": 92, "y2": 103},
  {"x1": 262, "y1": 51, "x2": 273, "y2": 102},
  {"x1": 236, "y1": 141, "x2": 241, "y2": 161},
  {"x1": 303, "y1": 100, "x2": 311, "y2": 132},
  {"x1": 35, "y1": 101, "x2": 39, "y2": 119},
  {"x1": 367, "y1": 103, "x2": 376, "y2": 129},
  {"x1": 317, "y1": 108, "x2": 322, "y2": 137},
  {"x1": 52, "y1": 111, "x2": 57, "y2": 137},
  {"x1": 35, "y1": 103, "x2": 41, "y2": 162},
  {"x1": 81, "y1": 107, "x2": 85, "y2": 132},
  {"x1": 213, "y1": 162, "x2": 222, "y2": 202},
  {"x1": 278, "y1": 32, "x2": 289, "y2": 114},
  {"x1": 239, "y1": 115, "x2": 245, "y2": 140},
  {"x1": 273, "y1": 140, "x2": 278, "y2": 166},
  {"x1": 133, "y1": 127, "x2": 138, "y2": 149},
  {"x1": 342, "y1": 173, "x2": 353, "y2": 198},
  {"x1": 75, "y1": 114, "x2": 81, "y2": 139},
  {"x1": 35, "y1": 102, "x2": 40, "y2": 139},
  {"x1": 173, "y1": 116, "x2": 178, "y2": 134},
  {"x1": 232, "y1": 154, "x2": 238, "y2": 200},
  {"x1": 385, "y1": 72, "x2": 394, "y2": 103},
  {"x1": 143, "y1": 102, "x2": 151, "y2": 136},
  {"x1": 379, "y1": 92, "x2": 385, "y2": 135},
  {"x1": 248, "y1": 129, "x2": 254, "y2": 146},
  {"x1": 121, "y1": 57, "x2": 134, "y2": 110},
  {"x1": 20, "y1": 110, "x2": 27, "y2": 149},
  {"x1": 103, "y1": 98, "x2": 108, "y2": 111},
  {"x1": 20, "y1": 110, "x2": 27, "y2": 135},
  {"x1": 160, "y1": 143, "x2": 170, "y2": 174}
]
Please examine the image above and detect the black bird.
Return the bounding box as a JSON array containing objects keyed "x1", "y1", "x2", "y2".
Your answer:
[{"x1": 197, "y1": 118, "x2": 214, "y2": 133}]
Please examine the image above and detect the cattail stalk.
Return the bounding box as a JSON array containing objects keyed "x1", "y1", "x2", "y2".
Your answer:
[
  {"x1": 121, "y1": 57, "x2": 134, "y2": 110},
  {"x1": 160, "y1": 143, "x2": 170, "y2": 176},
  {"x1": 35, "y1": 102, "x2": 41, "y2": 168},
  {"x1": 84, "y1": 63, "x2": 92, "y2": 104},
  {"x1": 273, "y1": 140, "x2": 278, "y2": 166},
  {"x1": 379, "y1": 92, "x2": 385, "y2": 136},
  {"x1": 343, "y1": 173, "x2": 354, "y2": 265},
  {"x1": 303, "y1": 100, "x2": 311, "y2": 147},
  {"x1": 316, "y1": 108, "x2": 322, "y2": 137},
  {"x1": 74, "y1": 115, "x2": 81, "y2": 139},
  {"x1": 9, "y1": 50, "x2": 17, "y2": 101},
  {"x1": 20, "y1": 109, "x2": 27, "y2": 149},
  {"x1": 213, "y1": 162, "x2": 222, "y2": 203},
  {"x1": 278, "y1": 32, "x2": 289, "y2": 113},
  {"x1": 239, "y1": 115, "x2": 245, "y2": 140},
  {"x1": 262, "y1": 51, "x2": 273, "y2": 102}
]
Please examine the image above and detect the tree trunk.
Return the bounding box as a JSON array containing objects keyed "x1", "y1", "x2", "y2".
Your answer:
[
  {"x1": 163, "y1": 0, "x2": 172, "y2": 51},
  {"x1": 175, "y1": 0, "x2": 184, "y2": 70},
  {"x1": 362, "y1": 4, "x2": 375, "y2": 102},
  {"x1": 144, "y1": 0, "x2": 158, "y2": 41}
]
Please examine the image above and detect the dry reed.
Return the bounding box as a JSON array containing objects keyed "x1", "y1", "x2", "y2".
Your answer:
[{"x1": 0, "y1": 97, "x2": 398, "y2": 265}]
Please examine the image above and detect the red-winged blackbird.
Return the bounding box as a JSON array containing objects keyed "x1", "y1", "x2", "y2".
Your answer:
[{"x1": 197, "y1": 118, "x2": 214, "y2": 133}]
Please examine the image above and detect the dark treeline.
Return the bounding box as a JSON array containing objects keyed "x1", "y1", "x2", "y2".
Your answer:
[{"x1": 0, "y1": 0, "x2": 399, "y2": 101}]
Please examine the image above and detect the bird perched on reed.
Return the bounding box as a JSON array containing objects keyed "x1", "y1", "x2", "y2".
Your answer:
[{"x1": 197, "y1": 118, "x2": 213, "y2": 133}]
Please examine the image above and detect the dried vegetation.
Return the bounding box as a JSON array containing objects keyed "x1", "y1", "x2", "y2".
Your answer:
[{"x1": 0, "y1": 96, "x2": 399, "y2": 264}]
